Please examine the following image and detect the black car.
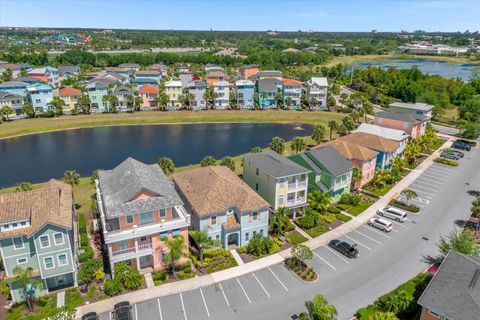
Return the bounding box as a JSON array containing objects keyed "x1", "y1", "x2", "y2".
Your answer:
[
  {"x1": 82, "y1": 312, "x2": 99, "y2": 320},
  {"x1": 446, "y1": 148, "x2": 464, "y2": 158},
  {"x1": 452, "y1": 140, "x2": 471, "y2": 151},
  {"x1": 441, "y1": 150, "x2": 460, "y2": 160},
  {"x1": 328, "y1": 239, "x2": 359, "y2": 258},
  {"x1": 112, "y1": 301, "x2": 133, "y2": 320}
]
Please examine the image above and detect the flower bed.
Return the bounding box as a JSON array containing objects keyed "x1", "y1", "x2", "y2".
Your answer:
[
  {"x1": 389, "y1": 199, "x2": 420, "y2": 213},
  {"x1": 301, "y1": 223, "x2": 330, "y2": 238},
  {"x1": 284, "y1": 257, "x2": 318, "y2": 282},
  {"x1": 434, "y1": 157, "x2": 459, "y2": 166},
  {"x1": 285, "y1": 230, "x2": 308, "y2": 244}
]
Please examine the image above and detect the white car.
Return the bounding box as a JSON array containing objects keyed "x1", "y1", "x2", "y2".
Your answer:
[
  {"x1": 377, "y1": 206, "x2": 408, "y2": 222},
  {"x1": 368, "y1": 217, "x2": 393, "y2": 232}
]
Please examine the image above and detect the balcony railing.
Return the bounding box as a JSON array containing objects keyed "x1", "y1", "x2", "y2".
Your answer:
[
  {"x1": 112, "y1": 247, "x2": 135, "y2": 257},
  {"x1": 288, "y1": 180, "x2": 307, "y2": 190},
  {"x1": 138, "y1": 243, "x2": 152, "y2": 251}
]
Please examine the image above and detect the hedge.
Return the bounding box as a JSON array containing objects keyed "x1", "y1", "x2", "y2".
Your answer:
[
  {"x1": 80, "y1": 233, "x2": 88, "y2": 247},
  {"x1": 327, "y1": 206, "x2": 341, "y2": 214},
  {"x1": 78, "y1": 246, "x2": 93, "y2": 263},
  {"x1": 434, "y1": 158, "x2": 459, "y2": 166},
  {"x1": 336, "y1": 213, "x2": 352, "y2": 222},
  {"x1": 78, "y1": 213, "x2": 87, "y2": 233}
]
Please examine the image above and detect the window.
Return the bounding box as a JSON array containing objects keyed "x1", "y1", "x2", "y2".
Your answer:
[
  {"x1": 17, "y1": 257, "x2": 28, "y2": 265},
  {"x1": 12, "y1": 223, "x2": 17, "y2": 228},
  {"x1": 255, "y1": 183, "x2": 259, "y2": 191},
  {"x1": 215, "y1": 235, "x2": 220, "y2": 240},
  {"x1": 125, "y1": 215, "x2": 134, "y2": 224},
  {"x1": 35, "y1": 99, "x2": 41, "y2": 103},
  {"x1": 252, "y1": 212, "x2": 258, "y2": 221},
  {"x1": 54, "y1": 233, "x2": 64, "y2": 246},
  {"x1": 173, "y1": 229, "x2": 180, "y2": 237},
  {"x1": 139, "y1": 211, "x2": 154, "y2": 225},
  {"x1": 256, "y1": 167, "x2": 259, "y2": 176},
  {"x1": 279, "y1": 178, "x2": 285, "y2": 188},
  {"x1": 428, "y1": 310, "x2": 440, "y2": 317},
  {"x1": 3, "y1": 224, "x2": 9, "y2": 229},
  {"x1": 245, "y1": 232, "x2": 249, "y2": 241},
  {"x1": 253, "y1": 231, "x2": 257, "y2": 237},
  {"x1": 57, "y1": 254, "x2": 68, "y2": 267},
  {"x1": 13, "y1": 237, "x2": 24, "y2": 250},
  {"x1": 39, "y1": 235, "x2": 50, "y2": 248},
  {"x1": 44, "y1": 257, "x2": 54, "y2": 269},
  {"x1": 159, "y1": 209, "x2": 166, "y2": 218},
  {"x1": 260, "y1": 229, "x2": 264, "y2": 236},
  {"x1": 117, "y1": 240, "x2": 128, "y2": 251},
  {"x1": 211, "y1": 216, "x2": 217, "y2": 225},
  {"x1": 278, "y1": 195, "x2": 284, "y2": 205},
  {"x1": 20, "y1": 221, "x2": 26, "y2": 226}
]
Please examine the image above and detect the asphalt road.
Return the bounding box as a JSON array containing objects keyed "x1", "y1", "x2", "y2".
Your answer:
[
  {"x1": 432, "y1": 123, "x2": 459, "y2": 136},
  {"x1": 99, "y1": 145, "x2": 479, "y2": 320}
]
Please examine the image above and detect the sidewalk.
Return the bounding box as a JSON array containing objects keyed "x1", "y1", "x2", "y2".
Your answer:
[{"x1": 76, "y1": 137, "x2": 453, "y2": 319}]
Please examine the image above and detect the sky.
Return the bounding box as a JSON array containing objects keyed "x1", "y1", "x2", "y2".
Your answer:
[{"x1": 0, "y1": 0, "x2": 479, "y2": 32}]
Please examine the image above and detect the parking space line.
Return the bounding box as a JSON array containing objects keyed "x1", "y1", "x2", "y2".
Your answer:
[
  {"x1": 268, "y1": 267, "x2": 288, "y2": 291},
  {"x1": 199, "y1": 288, "x2": 211, "y2": 317},
  {"x1": 109, "y1": 311, "x2": 112, "y2": 320},
  {"x1": 157, "y1": 298, "x2": 163, "y2": 320},
  {"x1": 345, "y1": 234, "x2": 373, "y2": 251},
  {"x1": 411, "y1": 180, "x2": 442, "y2": 190},
  {"x1": 417, "y1": 174, "x2": 448, "y2": 182},
  {"x1": 325, "y1": 246, "x2": 350, "y2": 263},
  {"x1": 134, "y1": 304, "x2": 138, "y2": 320},
  {"x1": 236, "y1": 278, "x2": 252, "y2": 304},
  {"x1": 252, "y1": 273, "x2": 271, "y2": 297},
  {"x1": 361, "y1": 225, "x2": 391, "y2": 238},
  {"x1": 423, "y1": 171, "x2": 451, "y2": 180},
  {"x1": 389, "y1": 219, "x2": 407, "y2": 227},
  {"x1": 218, "y1": 283, "x2": 231, "y2": 308},
  {"x1": 408, "y1": 187, "x2": 436, "y2": 197},
  {"x1": 180, "y1": 293, "x2": 188, "y2": 320},
  {"x1": 353, "y1": 230, "x2": 383, "y2": 244},
  {"x1": 313, "y1": 252, "x2": 337, "y2": 270}
]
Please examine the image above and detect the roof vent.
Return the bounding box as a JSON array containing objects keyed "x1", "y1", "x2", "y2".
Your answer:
[{"x1": 469, "y1": 268, "x2": 480, "y2": 289}]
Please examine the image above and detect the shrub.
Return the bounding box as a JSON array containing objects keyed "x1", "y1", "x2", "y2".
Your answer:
[
  {"x1": 94, "y1": 268, "x2": 105, "y2": 282},
  {"x1": 78, "y1": 213, "x2": 87, "y2": 233},
  {"x1": 434, "y1": 158, "x2": 459, "y2": 166},
  {"x1": 389, "y1": 200, "x2": 420, "y2": 213},
  {"x1": 246, "y1": 234, "x2": 279, "y2": 257},
  {"x1": 285, "y1": 231, "x2": 308, "y2": 244},
  {"x1": 339, "y1": 193, "x2": 362, "y2": 206},
  {"x1": 319, "y1": 213, "x2": 336, "y2": 224},
  {"x1": 104, "y1": 279, "x2": 123, "y2": 296},
  {"x1": 327, "y1": 206, "x2": 341, "y2": 214},
  {"x1": 236, "y1": 246, "x2": 247, "y2": 254},
  {"x1": 336, "y1": 213, "x2": 352, "y2": 222},
  {"x1": 78, "y1": 246, "x2": 93, "y2": 263},
  {"x1": 78, "y1": 258, "x2": 101, "y2": 284},
  {"x1": 0, "y1": 280, "x2": 11, "y2": 300},
  {"x1": 152, "y1": 272, "x2": 167, "y2": 282},
  {"x1": 296, "y1": 213, "x2": 315, "y2": 229},
  {"x1": 80, "y1": 233, "x2": 88, "y2": 247}
]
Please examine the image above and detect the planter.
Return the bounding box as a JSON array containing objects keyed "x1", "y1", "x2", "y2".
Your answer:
[{"x1": 284, "y1": 258, "x2": 318, "y2": 283}]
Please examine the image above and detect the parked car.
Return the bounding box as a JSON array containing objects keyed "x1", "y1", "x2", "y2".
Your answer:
[
  {"x1": 452, "y1": 140, "x2": 471, "y2": 151},
  {"x1": 377, "y1": 206, "x2": 408, "y2": 222},
  {"x1": 82, "y1": 312, "x2": 99, "y2": 320},
  {"x1": 368, "y1": 217, "x2": 393, "y2": 232},
  {"x1": 328, "y1": 239, "x2": 359, "y2": 258},
  {"x1": 445, "y1": 148, "x2": 464, "y2": 158},
  {"x1": 112, "y1": 301, "x2": 133, "y2": 320},
  {"x1": 441, "y1": 150, "x2": 460, "y2": 160}
]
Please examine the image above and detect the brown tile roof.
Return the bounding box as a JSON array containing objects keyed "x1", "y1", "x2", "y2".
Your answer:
[
  {"x1": 139, "y1": 84, "x2": 160, "y2": 94},
  {"x1": 223, "y1": 214, "x2": 240, "y2": 230},
  {"x1": 338, "y1": 132, "x2": 399, "y2": 153},
  {"x1": 0, "y1": 179, "x2": 73, "y2": 239},
  {"x1": 59, "y1": 86, "x2": 81, "y2": 97},
  {"x1": 282, "y1": 78, "x2": 302, "y2": 86},
  {"x1": 317, "y1": 140, "x2": 378, "y2": 161},
  {"x1": 173, "y1": 166, "x2": 269, "y2": 216}
]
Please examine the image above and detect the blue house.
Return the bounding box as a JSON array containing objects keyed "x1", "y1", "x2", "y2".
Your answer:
[
  {"x1": 27, "y1": 83, "x2": 53, "y2": 113},
  {"x1": 173, "y1": 166, "x2": 270, "y2": 248},
  {"x1": 235, "y1": 79, "x2": 255, "y2": 109},
  {"x1": 257, "y1": 78, "x2": 282, "y2": 109},
  {"x1": 0, "y1": 81, "x2": 29, "y2": 96}
]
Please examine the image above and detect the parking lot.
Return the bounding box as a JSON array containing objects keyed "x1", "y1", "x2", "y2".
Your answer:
[{"x1": 98, "y1": 151, "x2": 466, "y2": 320}]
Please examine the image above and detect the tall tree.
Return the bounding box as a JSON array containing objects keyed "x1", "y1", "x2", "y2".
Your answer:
[
  {"x1": 63, "y1": 170, "x2": 80, "y2": 186},
  {"x1": 13, "y1": 266, "x2": 43, "y2": 310},
  {"x1": 269, "y1": 136, "x2": 286, "y2": 154},
  {"x1": 401, "y1": 189, "x2": 418, "y2": 205},
  {"x1": 307, "y1": 190, "x2": 331, "y2": 214},
  {"x1": 0, "y1": 105, "x2": 13, "y2": 121},
  {"x1": 77, "y1": 95, "x2": 91, "y2": 114},
  {"x1": 291, "y1": 136, "x2": 307, "y2": 154},
  {"x1": 438, "y1": 230, "x2": 479, "y2": 257},
  {"x1": 162, "y1": 235, "x2": 186, "y2": 278},
  {"x1": 200, "y1": 156, "x2": 216, "y2": 167},
  {"x1": 311, "y1": 124, "x2": 327, "y2": 145},
  {"x1": 220, "y1": 156, "x2": 235, "y2": 171},
  {"x1": 189, "y1": 230, "x2": 218, "y2": 274},
  {"x1": 300, "y1": 294, "x2": 338, "y2": 320},
  {"x1": 270, "y1": 206, "x2": 290, "y2": 236},
  {"x1": 158, "y1": 157, "x2": 175, "y2": 175},
  {"x1": 22, "y1": 97, "x2": 36, "y2": 118},
  {"x1": 50, "y1": 96, "x2": 65, "y2": 116},
  {"x1": 351, "y1": 167, "x2": 362, "y2": 190},
  {"x1": 328, "y1": 120, "x2": 339, "y2": 140}
]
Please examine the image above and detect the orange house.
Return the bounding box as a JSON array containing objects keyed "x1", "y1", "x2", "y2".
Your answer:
[
  {"x1": 238, "y1": 64, "x2": 259, "y2": 79},
  {"x1": 374, "y1": 111, "x2": 429, "y2": 139},
  {"x1": 138, "y1": 84, "x2": 159, "y2": 110},
  {"x1": 96, "y1": 158, "x2": 190, "y2": 274}
]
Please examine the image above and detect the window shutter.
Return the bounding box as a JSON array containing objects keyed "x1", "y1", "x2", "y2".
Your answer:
[
  {"x1": 249, "y1": 213, "x2": 252, "y2": 222},
  {"x1": 208, "y1": 217, "x2": 211, "y2": 227},
  {"x1": 258, "y1": 212, "x2": 262, "y2": 221}
]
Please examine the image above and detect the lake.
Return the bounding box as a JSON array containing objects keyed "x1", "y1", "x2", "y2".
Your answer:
[
  {"x1": 0, "y1": 123, "x2": 312, "y2": 188},
  {"x1": 350, "y1": 58, "x2": 480, "y2": 81}
]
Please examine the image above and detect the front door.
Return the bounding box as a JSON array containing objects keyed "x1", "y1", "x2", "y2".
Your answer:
[
  {"x1": 139, "y1": 255, "x2": 153, "y2": 269},
  {"x1": 227, "y1": 233, "x2": 239, "y2": 246},
  {"x1": 56, "y1": 274, "x2": 66, "y2": 287}
]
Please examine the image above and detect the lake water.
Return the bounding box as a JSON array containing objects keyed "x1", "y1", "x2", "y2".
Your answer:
[
  {"x1": 0, "y1": 123, "x2": 312, "y2": 188},
  {"x1": 350, "y1": 58, "x2": 480, "y2": 81}
]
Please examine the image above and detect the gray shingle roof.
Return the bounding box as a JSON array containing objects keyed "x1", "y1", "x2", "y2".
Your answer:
[
  {"x1": 306, "y1": 146, "x2": 353, "y2": 176},
  {"x1": 258, "y1": 78, "x2": 282, "y2": 92},
  {"x1": 0, "y1": 81, "x2": 29, "y2": 88},
  {"x1": 243, "y1": 151, "x2": 310, "y2": 178},
  {"x1": 389, "y1": 102, "x2": 433, "y2": 112},
  {"x1": 417, "y1": 251, "x2": 480, "y2": 320},
  {"x1": 58, "y1": 65, "x2": 80, "y2": 77},
  {"x1": 114, "y1": 85, "x2": 133, "y2": 95},
  {"x1": 98, "y1": 158, "x2": 183, "y2": 218},
  {"x1": 375, "y1": 111, "x2": 429, "y2": 123}
]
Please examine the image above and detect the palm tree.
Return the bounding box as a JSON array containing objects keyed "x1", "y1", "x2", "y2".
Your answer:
[
  {"x1": 134, "y1": 95, "x2": 143, "y2": 112},
  {"x1": 269, "y1": 136, "x2": 285, "y2": 154},
  {"x1": 63, "y1": 170, "x2": 80, "y2": 186},
  {"x1": 158, "y1": 157, "x2": 175, "y2": 175},
  {"x1": 1, "y1": 105, "x2": 13, "y2": 121},
  {"x1": 270, "y1": 206, "x2": 290, "y2": 236},
  {"x1": 351, "y1": 167, "x2": 362, "y2": 190},
  {"x1": 328, "y1": 120, "x2": 339, "y2": 140},
  {"x1": 251, "y1": 147, "x2": 263, "y2": 153},
  {"x1": 16, "y1": 182, "x2": 33, "y2": 192},
  {"x1": 471, "y1": 197, "x2": 480, "y2": 236},
  {"x1": 380, "y1": 290, "x2": 412, "y2": 314},
  {"x1": 311, "y1": 124, "x2": 327, "y2": 145},
  {"x1": 126, "y1": 94, "x2": 135, "y2": 111},
  {"x1": 301, "y1": 294, "x2": 338, "y2": 320},
  {"x1": 13, "y1": 266, "x2": 43, "y2": 310},
  {"x1": 90, "y1": 170, "x2": 99, "y2": 185},
  {"x1": 401, "y1": 189, "x2": 417, "y2": 205},
  {"x1": 291, "y1": 137, "x2": 307, "y2": 154},
  {"x1": 78, "y1": 95, "x2": 91, "y2": 114},
  {"x1": 220, "y1": 156, "x2": 235, "y2": 171},
  {"x1": 368, "y1": 311, "x2": 399, "y2": 320},
  {"x1": 162, "y1": 235, "x2": 186, "y2": 278},
  {"x1": 50, "y1": 96, "x2": 65, "y2": 116},
  {"x1": 189, "y1": 230, "x2": 217, "y2": 274},
  {"x1": 307, "y1": 190, "x2": 331, "y2": 214},
  {"x1": 201, "y1": 156, "x2": 216, "y2": 167},
  {"x1": 404, "y1": 141, "x2": 421, "y2": 165}
]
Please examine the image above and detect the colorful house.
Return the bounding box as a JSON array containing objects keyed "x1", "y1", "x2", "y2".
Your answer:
[
  {"x1": 257, "y1": 78, "x2": 282, "y2": 109},
  {"x1": 306, "y1": 77, "x2": 328, "y2": 110},
  {"x1": 133, "y1": 70, "x2": 162, "y2": 87},
  {"x1": 317, "y1": 140, "x2": 378, "y2": 189},
  {"x1": 238, "y1": 65, "x2": 259, "y2": 79},
  {"x1": 96, "y1": 158, "x2": 190, "y2": 274},
  {"x1": 339, "y1": 132, "x2": 400, "y2": 170},
  {"x1": 27, "y1": 83, "x2": 53, "y2": 113},
  {"x1": 173, "y1": 166, "x2": 270, "y2": 248},
  {"x1": 0, "y1": 81, "x2": 29, "y2": 96},
  {"x1": 187, "y1": 80, "x2": 207, "y2": 110},
  {"x1": 289, "y1": 147, "x2": 353, "y2": 202},
  {"x1": 28, "y1": 67, "x2": 59, "y2": 88},
  {"x1": 282, "y1": 78, "x2": 302, "y2": 110},
  {"x1": 205, "y1": 66, "x2": 230, "y2": 86},
  {"x1": 417, "y1": 251, "x2": 480, "y2": 320},
  {"x1": 374, "y1": 111, "x2": 429, "y2": 139},
  {"x1": 59, "y1": 86, "x2": 82, "y2": 114},
  {"x1": 58, "y1": 66, "x2": 80, "y2": 81},
  {"x1": 389, "y1": 102, "x2": 433, "y2": 119},
  {"x1": 0, "y1": 179, "x2": 77, "y2": 302},
  {"x1": 243, "y1": 151, "x2": 310, "y2": 218},
  {"x1": 235, "y1": 80, "x2": 255, "y2": 109},
  {"x1": 355, "y1": 123, "x2": 410, "y2": 156},
  {"x1": 86, "y1": 81, "x2": 109, "y2": 113},
  {"x1": 114, "y1": 85, "x2": 134, "y2": 112},
  {"x1": 0, "y1": 91, "x2": 24, "y2": 119},
  {"x1": 165, "y1": 80, "x2": 183, "y2": 109},
  {"x1": 213, "y1": 80, "x2": 230, "y2": 109},
  {"x1": 138, "y1": 84, "x2": 159, "y2": 111},
  {"x1": 118, "y1": 63, "x2": 140, "y2": 72},
  {"x1": 0, "y1": 63, "x2": 30, "y2": 78}
]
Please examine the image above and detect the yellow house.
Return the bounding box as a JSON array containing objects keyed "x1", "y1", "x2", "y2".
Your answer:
[
  {"x1": 165, "y1": 80, "x2": 183, "y2": 110},
  {"x1": 59, "y1": 87, "x2": 82, "y2": 113}
]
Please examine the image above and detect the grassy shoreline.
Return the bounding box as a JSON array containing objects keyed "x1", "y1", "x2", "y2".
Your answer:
[{"x1": 0, "y1": 110, "x2": 344, "y2": 140}]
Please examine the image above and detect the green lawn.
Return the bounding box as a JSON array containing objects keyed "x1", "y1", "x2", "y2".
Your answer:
[
  {"x1": 285, "y1": 230, "x2": 309, "y2": 244},
  {"x1": 6, "y1": 293, "x2": 57, "y2": 320},
  {"x1": 302, "y1": 223, "x2": 330, "y2": 238},
  {"x1": 363, "y1": 183, "x2": 394, "y2": 198}
]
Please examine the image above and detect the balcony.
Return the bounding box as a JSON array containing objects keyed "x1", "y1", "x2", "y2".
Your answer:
[
  {"x1": 110, "y1": 242, "x2": 153, "y2": 262},
  {"x1": 287, "y1": 180, "x2": 307, "y2": 190}
]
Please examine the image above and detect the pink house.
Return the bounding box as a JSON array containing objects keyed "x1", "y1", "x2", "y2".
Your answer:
[
  {"x1": 96, "y1": 158, "x2": 190, "y2": 274},
  {"x1": 138, "y1": 84, "x2": 159, "y2": 110},
  {"x1": 374, "y1": 111, "x2": 429, "y2": 139},
  {"x1": 319, "y1": 140, "x2": 378, "y2": 189}
]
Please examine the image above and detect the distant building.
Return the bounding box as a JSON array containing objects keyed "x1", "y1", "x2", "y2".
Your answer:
[
  {"x1": 187, "y1": 80, "x2": 207, "y2": 110},
  {"x1": 282, "y1": 78, "x2": 302, "y2": 110},
  {"x1": 213, "y1": 80, "x2": 230, "y2": 109},
  {"x1": 57, "y1": 66, "x2": 80, "y2": 81},
  {"x1": 114, "y1": 85, "x2": 134, "y2": 112},
  {"x1": 374, "y1": 111, "x2": 430, "y2": 139},
  {"x1": 165, "y1": 80, "x2": 183, "y2": 109},
  {"x1": 86, "y1": 81, "x2": 109, "y2": 113},
  {"x1": 0, "y1": 63, "x2": 30, "y2": 78},
  {"x1": 138, "y1": 84, "x2": 159, "y2": 111},
  {"x1": 235, "y1": 80, "x2": 255, "y2": 109},
  {"x1": 205, "y1": 66, "x2": 230, "y2": 86},
  {"x1": 133, "y1": 70, "x2": 162, "y2": 87},
  {"x1": 117, "y1": 63, "x2": 140, "y2": 71},
  {"x1": 0, "y1": 80, "x2": 29, "y2": 96},
  {"x1": 306, "y1": 77, "x2": 328, "y2": 110},
  {"x1": 355, "y1": 123, "x2": 410, "y2": 156},
  {"x1": 0, "y1": 91, "x2": 24, "y2": 119},
  {"x1": 28, "y1": 67, "x2": 59, "y2": 88},
  {"x1": 27, "y1": 83, "x2": 53, "y2": 113},
  {"x1": 59, "y1": 86, "x2": 82, "y2": 114},
  {"x1": 388, "y1": 102, "x2": 434, "y2": 119},
  {"x1": 257, "y1": 78, "x2": 282, "y2": 109},
  {"x1": 238, "y1": 65, "x2": 259, "y2": 79}
]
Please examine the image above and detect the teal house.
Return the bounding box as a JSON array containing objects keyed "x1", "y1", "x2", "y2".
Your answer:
[
  {"x1": 86, "y1": 80, "x2": 109, "y2": 112},
  {"x1": 289, "y1": 146, "x2": 353, "y2": 202},
  {"x1": 0, "y1": 179, "x2": 77, "y2": 302}
]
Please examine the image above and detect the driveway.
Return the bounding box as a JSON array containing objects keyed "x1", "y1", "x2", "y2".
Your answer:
[{"x1": 97, "y1": 146, "x2": 479, "y2": 320}]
